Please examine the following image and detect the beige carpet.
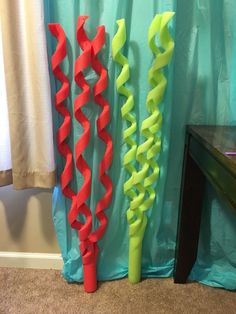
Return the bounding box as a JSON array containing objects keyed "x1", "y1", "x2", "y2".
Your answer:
[{"x1": 0, "y1": 268, "x2": 235, "y2": 314}]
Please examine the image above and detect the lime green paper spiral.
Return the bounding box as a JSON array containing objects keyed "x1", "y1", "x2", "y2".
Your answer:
[
  {"x1": 134, "y1": 12, "x2": 175, "y2": 188},
  {"x1": 112, "y1": 19, "x2": 147, "y2": 283},
  {"x1": 131, "y1": 12, "x2": 175, "y2": 282},
  {"x1": 112, "y1": 19, "x2": 136, "y2": 198},
  {"x1": 112, "y1": 13, "x2": 174, "y2": 284}
]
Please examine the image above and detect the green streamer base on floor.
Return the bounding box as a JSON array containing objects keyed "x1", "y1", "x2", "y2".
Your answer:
[{"x1": 128, "y1": 215, "x2": 147, "y2": 283}]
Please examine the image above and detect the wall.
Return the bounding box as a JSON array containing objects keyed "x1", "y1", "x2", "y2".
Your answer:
[{"x1": 0, "y1": 185, "x2": 59, "y2": 253}]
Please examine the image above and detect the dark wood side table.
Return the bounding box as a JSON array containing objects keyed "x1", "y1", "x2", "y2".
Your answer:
[{"x1": 174, "y1": 125, "x2": 236, "y2": 283}]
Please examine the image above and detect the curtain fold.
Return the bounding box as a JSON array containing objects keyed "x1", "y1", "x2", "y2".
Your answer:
[
  {"x1": 44, "y1": 0, "x2": 236, "y2": 290},
  {"x1": 0, "y1": 0, "x2": 55, "y2": 189}
]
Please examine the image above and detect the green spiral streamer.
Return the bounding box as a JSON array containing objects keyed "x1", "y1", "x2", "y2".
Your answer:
[
  {"x1": 112, "y1": 19, "x2": 147, "y2": 283},
  {"x1": 130, "y1": 12, "x2": 175, "y2": 283},
  {"x1": 112, "y1": 19, "x2": 136, "y2": 198}
]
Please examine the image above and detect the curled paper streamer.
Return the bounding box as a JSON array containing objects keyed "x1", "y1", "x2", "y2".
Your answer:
[
  {"x1": 48, "y1": 24, "x2": 93, "y2": 272},
  {"x1": 138, "y1": 12, "x2": 175, "y2": 211},
  {"x1": 48, "y1": 22, "x2": 94, "y2": 291},
  {"x1": 132, "y1": 12, "x2": 175, "y2": 282},
  {"x1": 112, "y1": 19, "x2": 146, "y2": 284},
  {"x1": 48, "y1": 23, "x2": 74, "y2": 200},
  {"x1": 90, "y1": 26, "x2": 113, "y2": 243},
  {"x1": 77, "y1": 19, "x2": 113, "y2": 292},
  {"x1": 69, "y1": 16, "x2": 112, "y2": 293},
  {"x1": 67, "y1": 16, "x2": 96, "y2": 293}
]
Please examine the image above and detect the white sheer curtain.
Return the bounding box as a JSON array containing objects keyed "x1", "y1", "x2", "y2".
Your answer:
[
  {"x1": 0, "y1": 0, "x2": 55, "y2": 189},
  {"x1": 0, "y1": 24, "x2": 12, "y2": 176}
]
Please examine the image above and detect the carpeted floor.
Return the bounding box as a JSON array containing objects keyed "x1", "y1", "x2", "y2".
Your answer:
[{"x1": 0, "y1": 268, "x2": 235, "y2": 314}]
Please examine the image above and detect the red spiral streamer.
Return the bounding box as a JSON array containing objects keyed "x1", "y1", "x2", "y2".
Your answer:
[
  {"x1": 68, "y1": 16, "x2": 96, "y2": 293},
  {"x1": 67, "y1": 16, "x2": 93, "y2": 241},
  {"x1": 48, "y1": 24, "x2": 74, "y2": 200},
  {"x1": 49, "y1": 24, "x2": 94, "y2": 286},
  {"x1": 49, "y1": 18, "x2": 113, "y2": 294},
  {"x1": 89, "y1": 26, "x2": 113, "y2": 243}
]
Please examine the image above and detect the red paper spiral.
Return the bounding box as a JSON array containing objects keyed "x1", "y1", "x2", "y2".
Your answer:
[
  {"x1": 68, "y1": 16, "x2": 97, "y2": 293},
  {"x1": 48, "y1": 24, "x2": 74, "y2": 200},
  {"x1": 49, "y1": 18, "x2": 113, "y2": 294},
  {"x1": 67, "y1": 16, "x2": 93, "y2": 241},
  {"x1": 89, "y1": 26, "x2": 113, "y2": 243}
]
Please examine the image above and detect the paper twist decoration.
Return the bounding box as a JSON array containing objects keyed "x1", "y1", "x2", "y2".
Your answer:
[
  {"x1": 68, "y1": 16, "x2": 98, "y2": 293},
  {"x1": 131, "y1": 12, "x2": 175, "y2": 282},
  {"x1": 89, "y1": 26, "x2": 113, "y2": 243},
  {"x1": 112, "y1": 19, "x2": 147, "y2": 283},
  {"x1": 49, "y1": 24, "x2": 93, "y2": 275},
  {"x1": 70, "y1": 16, "x2": 112, "y2": 293},
  {"x1": 49, "y1": 20, "x2": 96, "y2": 293},
  {"x1": 48, "y1": 24, "x2": 74, "y2": 200}
]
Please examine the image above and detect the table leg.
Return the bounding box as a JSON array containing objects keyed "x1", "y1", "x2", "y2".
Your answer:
[{"x1": 174, "y1": 135, "x2": 205, "y2": 283}]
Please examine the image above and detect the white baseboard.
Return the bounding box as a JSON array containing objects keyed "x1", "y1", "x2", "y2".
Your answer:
[{"x1": 0, "y1": 252, "x2": 63, "y2": 270}]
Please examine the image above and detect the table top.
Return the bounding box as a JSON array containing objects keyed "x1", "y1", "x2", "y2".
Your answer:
[{"x1": 187, "y1": 125, "x2": 236, "y2": 176}]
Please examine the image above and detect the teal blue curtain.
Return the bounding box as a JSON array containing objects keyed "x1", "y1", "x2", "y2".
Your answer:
[{"x1": 44, "y1": 0, "x2": 236, "y2": 290}]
